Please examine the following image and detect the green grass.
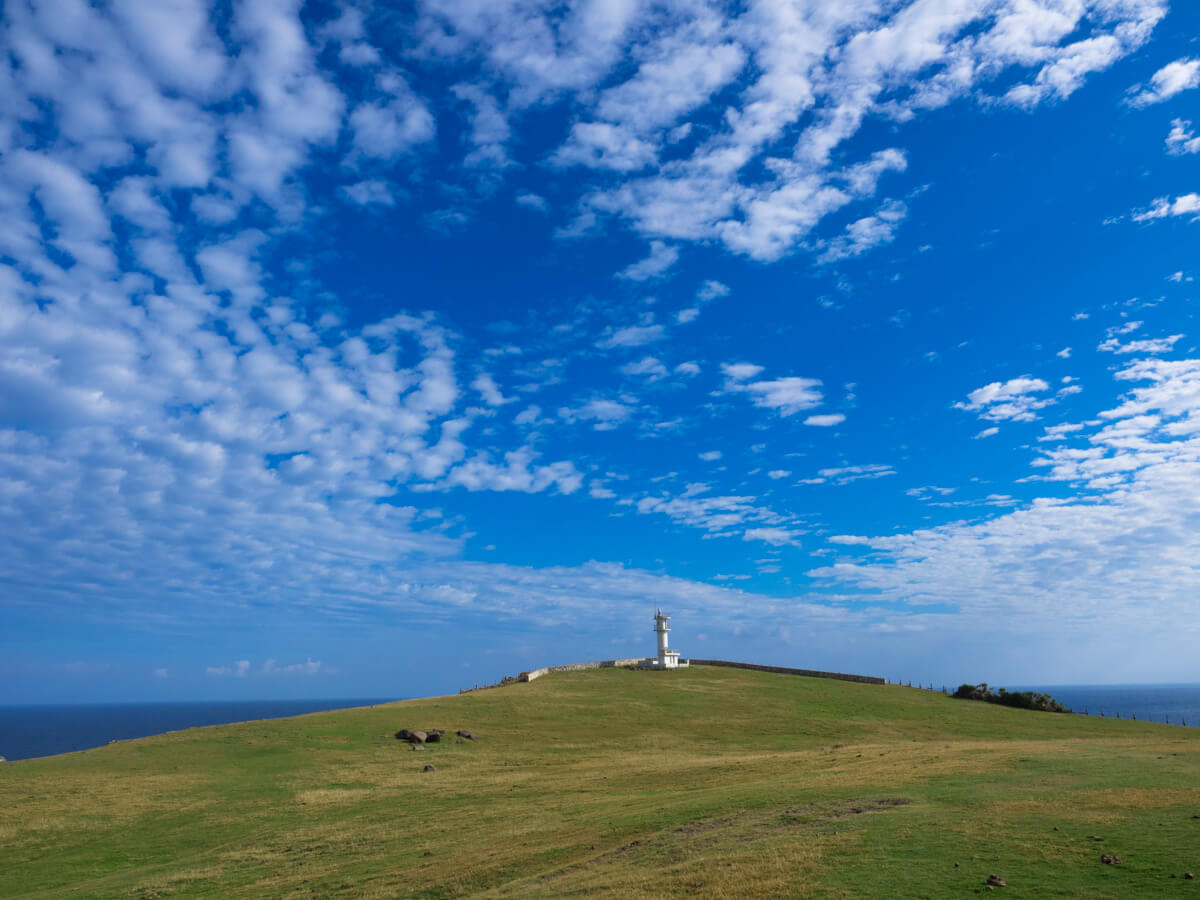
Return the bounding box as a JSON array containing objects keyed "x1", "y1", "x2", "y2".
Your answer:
[{"x1": 2, "y1": 667, "x2": 1199, "y2": 897}]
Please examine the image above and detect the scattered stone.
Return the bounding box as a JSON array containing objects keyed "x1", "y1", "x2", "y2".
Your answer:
[
  {"x1": 1100, "y1": 855, "x2": 1122, "y2": 865},
  {"x1": 1186, "y1": 872, "x2": 1195, "y2": 880},
  {"x1": 395, "y1": 729, "x2": 427, "y2": 744},
  {"x1": 410, "y1": 744, "x2": 424, "y2": 751},
  {"x1": 426, "y1": 730, "x2": 444, "y2": 743},
  {"x1": 954, "y1": 863, "x2": 959, "y2": 868},
  {"x1": 454, "y1": 739, "x2": 464, "y2": 744},
  {"x1": 1053, "y1": 826, "x2": 1058, "y2": 831},
  {"x1": 422, "y1": 764, "x2": 436, "y2": 772},
  {"x1": 985, "y1": 874, "x2": 1006, "y2": 887},
  {"x1": 1087, "y1": 835, "x2": 1103, "y2": 841},
  {"x1": 457, "y1": 729, "x2": 478, "y2": 741}
]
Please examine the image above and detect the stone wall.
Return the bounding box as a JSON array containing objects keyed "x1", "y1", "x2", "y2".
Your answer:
[
  {"x1": 519, "y1": 658, "x2": 645, "y2": 682},
  {"x1": 518, "y1": 657, "x2": 882, "y2": 686},
  {"x1": 687, "y1": 659, "x2": 884, "y2": 685}
]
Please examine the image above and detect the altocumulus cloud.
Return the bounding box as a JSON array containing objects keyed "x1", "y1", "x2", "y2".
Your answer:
[
  {"x1": 814, "y1": 353, "x2": 1200, "y2": 640},
  {"x1": 0, "y1": 0, "x2": 1190, "y2": 658}
]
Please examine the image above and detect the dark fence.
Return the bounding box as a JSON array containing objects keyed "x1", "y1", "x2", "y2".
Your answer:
[{"x1": 688, "y1": 659, "x2": 884, "y2": 685}]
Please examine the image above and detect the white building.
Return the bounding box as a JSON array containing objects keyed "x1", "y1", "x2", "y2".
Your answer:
[{"x1": 639, "y1": 608, "x2": 688, "y2": 669}]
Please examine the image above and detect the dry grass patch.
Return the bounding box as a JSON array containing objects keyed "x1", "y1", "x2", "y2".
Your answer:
[
  {"x1": 125, "y1": 865, "x2": 224, "y2": 898},
  {"x1": 294, "y1": 788, "x2": 374, "y2": 807}
]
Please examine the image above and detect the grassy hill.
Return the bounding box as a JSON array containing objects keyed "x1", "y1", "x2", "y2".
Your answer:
[{"x1": 2, "y1": 666, "x2": 1198, "y2": 898}]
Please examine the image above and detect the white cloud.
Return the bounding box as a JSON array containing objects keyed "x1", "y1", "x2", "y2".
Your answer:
[
  {"x1": 471, "y1": 373, "x2": 510, "y2": 406},
  {"x1": 516, "y1": 192, "x2": 549, "y2": 212},
  {"x1": 722, "y1": 363, "x2": 824, "y2": 417},
  {"x1": 440, "y1": 447, "x2": 583, "y2": 493},
  {"x1": 206, "y1": 660, "x2": 251, "y2": 677},
  {"x1": 1098, "y1": 334, "x2": 1183, "y2": 355},
  {"x1": 616, "y1": 241, "x2": 679, "y2": 281},
  {"x1": 552, "y1": 122, "x2": 657, "y2": 172},
  {"x1": 0, "y1": 0, "x2": 1190, "y2": 657},
  {"x1": 589, "y1": 482, "x2": 617, "y2": 499},
  {"x1": 451, "y1": 82, "x2": 511, "y2": 168},
  {"x1": 743, "y1": 378, "x2": 825, "y2": 416},
  {"x1": 597, "y1": 323, "x2": 667, "y2": 349},
  {"x1": 813, "y1": 353, "x2": 1200, "y2": 638},
  {"x1": 513, "y1": 405, "x2": 544, "y2": 426},
  {"x1": 804, "y1": 413, "x2": 845, "y2": 427},
  {"x1": 742, "y1": 527, "x2": 800, "y2": 547},
  {"x1": 721, "y1": 362, "x2": 764, "y2": 381},
  {"x1": 1132, "y1": 193, "x2": 1200, "y2": 222},
  {"x1": 545, "y1": 2, "x2": 1160, "y2": 263},
  {"x1": 341, "y1": 180, "x2": 396, "y2": 207},
  {"x1": 1039, "y1": 422, "x2": 1085, "y2": 442},
  {"x1": 153, "y1": 668, "x2": 168, "y2": 679},
  {"x1": 1166, "y1": 119, "x2": 1200, "y2": 155},
  {"x1": 698, "y1": 450, "x2": 722, "y2": 461},
  {"x1": 263, "y1": 657, "x2": 322, "y2": 676},
  {"x1": 349, "y1": 74, "x2": 435, "y2": 159},
  {"x1": 817, "y1": 464, "x2": 895, "y2": 485},
  {"x1": 766, "y1": 469, "x2": 790, "y2": 479},
  {"x1": 696, "y1": 280, "x2": 730, "y2": 302},
  {"x1": 558, "y1": 398, "x2": 634, "y2": 430},
  {"x1": 634, "y1": 486, "x2": 800, "y2": 542},
  {"x1": 818, "y1": 200, "x2": 908, "y2": 263},
  {"x1": 619, "y1": 357, "x2": 669, "y2": 381},
  {"x1": 955, "y1": 376, "x2": 1053, "y2": 422},
  {"x1": 595, "y1": 37, "x2": 746, "y2": 134},
  {"x1": 1128, "y1": 57, "x2": 1200, "y2": 106},
  {"x1": 674, "y1": 280, "x2": 728, "y2": 326}
]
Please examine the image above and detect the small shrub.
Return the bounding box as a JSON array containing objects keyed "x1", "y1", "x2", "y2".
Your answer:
[{"x1": 952, "y1": 682, "x2": 1068, "y2": 713}]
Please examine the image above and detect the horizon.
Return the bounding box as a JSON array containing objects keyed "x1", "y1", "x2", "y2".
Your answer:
[
  {"x1": 5, "y1": 677, "x2": 1200, "y2": 710},
  {"x1": 3, "y1": 0, "x2": 1200, "y2": 704}
]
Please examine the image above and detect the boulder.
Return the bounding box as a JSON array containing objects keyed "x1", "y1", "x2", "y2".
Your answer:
[
  {"x1": 456, "y1": 729, "x2": 478, "y2": 741},
  {"x1": 422, "y1": 764, "x2": 436, "y2": 772},
  {"x1": 985, "y1": 874, "x2": 1006, "y2": 887},
  {"x1": 426, "y1": 729, "x2": 445, "y2": 743},
  {"x1": 1185, "y1": 872, "x2": 1195, "y2": 880},
  {"x1": 395, "y1": 729, "x2": 427, "y2": 743},
  {"x1": 1100, "y1": 855, "x2": 1122, "y2": 865}
]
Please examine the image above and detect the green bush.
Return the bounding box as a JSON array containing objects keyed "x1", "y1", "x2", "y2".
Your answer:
[{"x1": 953, "y1": 682, "x2": 1068, "y2": 713}]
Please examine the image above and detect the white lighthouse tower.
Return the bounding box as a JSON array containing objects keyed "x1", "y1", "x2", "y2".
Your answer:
[{"x1": 640, "y1": 608, "x2": 686, "y2": 669}]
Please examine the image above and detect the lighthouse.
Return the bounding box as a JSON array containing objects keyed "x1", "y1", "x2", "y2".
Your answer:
[{"x1": 640, "y1": 608, "x2": 686, "y2": 669}]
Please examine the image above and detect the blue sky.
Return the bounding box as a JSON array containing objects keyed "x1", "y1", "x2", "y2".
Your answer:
[{"x1": 3, "y1": 0, "x2": 1200, "y2": 703}]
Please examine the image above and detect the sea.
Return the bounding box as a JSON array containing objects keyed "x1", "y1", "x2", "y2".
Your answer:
[
  {"x1": 1014, "y1": 683, "x2": 1200, "y2": 726},
  {"x1": 0, "y1": 698, "x2": 395, "y2": 762}
]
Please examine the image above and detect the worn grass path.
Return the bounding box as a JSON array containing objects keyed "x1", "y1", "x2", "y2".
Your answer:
[{"x1": 2, "y1": 666, "x2": 1199, "y2": 897}]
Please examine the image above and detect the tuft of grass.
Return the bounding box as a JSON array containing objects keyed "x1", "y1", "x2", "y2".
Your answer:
[{"x1": 1, "y1": 667, "x2": 1198, "y2": 897}]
